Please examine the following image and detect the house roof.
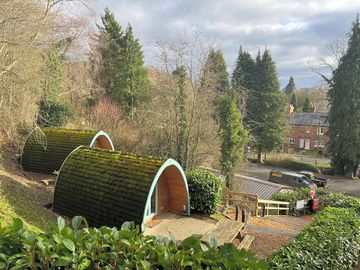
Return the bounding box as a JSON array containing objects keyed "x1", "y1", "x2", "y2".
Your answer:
[
  {"x1": 289, "y1": 112, "x2": 329, "y2": 126},
  {"x1": 53, "y1": 147, "x2": 188, "y2": 228},
  {"x1": 21, "y1": 128, "x2": 113, "y2": 174},
  {"x1": 233, "y1": 175, "x2": 284, "y2": 199}
]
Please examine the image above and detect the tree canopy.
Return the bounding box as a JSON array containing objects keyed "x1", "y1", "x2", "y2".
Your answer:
[
  {"x1": 328, "y1": 16, "x2": 360, "y2": 177},
  {"x1": 97, "y1": 8, "x2": 150, "y2": 118},
  {"x1": 284, "y1": 76, "x2": 296, "y2": 96},
  {"x1": 302, "y1": 97, "x2": 312, "y2": 112}
]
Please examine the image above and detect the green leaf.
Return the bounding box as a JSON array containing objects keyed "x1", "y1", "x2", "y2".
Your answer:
[
  {"x1": 140, "y1": 260, "x2": 151, "y2": 270},
  {"x1": 57, "y1": 216, "x2": 65, "y2": 231},
  {"x1": 77, "y1": 258, "x2": 91, "y2": 270},
  {"x1": 63, "y1": 239, "x2": 75, "y2": 252},
  {"x1": 71, "y1": 216, "x2": 83, "y2": 231},
  {"x1": 12, "y1": 218, "x2": 23, "y2": 231}
]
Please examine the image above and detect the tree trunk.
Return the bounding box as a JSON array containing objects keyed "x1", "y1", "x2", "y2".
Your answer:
[
  {"x1": 344, "y1": 160, "x2": 356, "y2": 179},
  {"x1": 257, "y1": 145, "x2": 263, "y2": 163}
]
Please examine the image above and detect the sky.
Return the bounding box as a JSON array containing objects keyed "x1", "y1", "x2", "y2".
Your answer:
[{"x1": 87, "y1": 0, "x2": 360, "y2": 89}]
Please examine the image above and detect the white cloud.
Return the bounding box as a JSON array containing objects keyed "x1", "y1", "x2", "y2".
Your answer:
[{"x1": 88, "y1": 0, "x2": 360, "y2": 88}]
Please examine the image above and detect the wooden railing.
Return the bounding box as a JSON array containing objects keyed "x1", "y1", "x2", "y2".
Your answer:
[
  {"x1": 223, "y1": 188, "x2": 259, "y2": 216},
  {"x1": 257, "y1": 199, "x2": 290, "y2": 216}
]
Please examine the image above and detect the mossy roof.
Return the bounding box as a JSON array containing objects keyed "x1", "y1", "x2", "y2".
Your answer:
[
  {"x1": 53, "y1": 146, "x2": 166, "y2": 227},
  {"x1": 21, "y1": 128, "x2": 99, "y2": 174}
]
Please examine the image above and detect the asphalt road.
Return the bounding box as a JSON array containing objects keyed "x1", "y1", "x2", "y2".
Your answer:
[{"x1": 239, "y1": 163, "x2": 360, "y2": 198}]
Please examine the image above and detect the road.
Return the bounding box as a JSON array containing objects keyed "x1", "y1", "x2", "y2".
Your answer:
[{"x1": 239, "y1": 163, "x2": 360, "y2": 198}]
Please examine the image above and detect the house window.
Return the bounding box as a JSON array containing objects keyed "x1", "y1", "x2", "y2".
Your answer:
[
  {"x1": 305, "y1": 126, "x2": 310, "y2": 133},
  {"x1": 317, "y1": 127, "x2": 324, "y2": 135},
  {"x1": 300, "y1": 126, "x2": 305, "y2": 132},
  {"x1": 290, "y1": 126, "x2": 295, "y2": 132},
  {"x1": 289, "y1": 137, "x2": 295, "y2": 144}
]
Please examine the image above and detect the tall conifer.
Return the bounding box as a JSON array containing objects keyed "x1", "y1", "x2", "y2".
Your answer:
[{"x1": 328, "y1": 16, "x2": 360, "y2": 177}]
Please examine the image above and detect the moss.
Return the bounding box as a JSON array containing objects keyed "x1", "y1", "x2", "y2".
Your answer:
[
  {"x1": 53, "y1": 147, "x2": 168, "y2": 228},
  {"x1": 22, "y1": 128, "x2": 99, "y2": 174}
]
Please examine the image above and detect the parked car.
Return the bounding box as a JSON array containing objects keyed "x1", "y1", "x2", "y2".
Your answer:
[
  {"x1": 298, "y1": 170, "x2": 328, "y2": 188},
  {"x1": 269, "y1": 170, "x2": 317, "y2": 189}
]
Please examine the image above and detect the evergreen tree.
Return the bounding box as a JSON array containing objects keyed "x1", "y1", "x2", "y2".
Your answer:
[
  {"x1": 284, "y1": 76, "x2": 296, "y2": 96},
  {"x1": 248, "y1": 50, "x2": 286, "y2": 162},
  {"x1": 302, "y1": 97, "x2": 311, "y2": 112},
  {"x1": 290, "y1": 92, "x2": 298, "y2": 112},
  {"x1": 97, "y1": 8, "x2": 149, "y2": 118},
  {"x1": 218, "y1": 90, "x2": 249, "y2": 187},
  {"x1": 200, "y1": 49, "x2": 229, "y2": 93},
  {"x1": 173, "y1": 66, "x2": 188, "y2": 170},
  {"x1": 328, "y1": 16, "x2": 360, "y2": 177},
  {"x1": 231, "y1": 47, "x2": 256, "y2": 93}
]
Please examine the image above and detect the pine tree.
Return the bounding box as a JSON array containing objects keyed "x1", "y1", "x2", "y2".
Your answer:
[
  {"x1": 284, "y1": 76, "x2": 296, "y2": 96},
  {"x1": 290, "y1": 92, "x2": 298, "y2": 112},
  {"x1": 173, "y1": 66, "x2": 188, "y2": 170},
  {"x1": 218, "y1": 90, "x2": 249, "y2": 187},
  {"x1": 302, "y1": 97, "x2": 311, "y2": 112},
  {"x1": 231, "y1": 47, "x2": 256, "y2": 93},
  {"x1": 97, "y1": 8, "x2": 149, "y2": 118},
  {"x1": 200, "y1": 49, "x2": 229, "y2": 93},
  {"x1": 249, "y1": 50, "x2": 286, "y2": 162},
  {"x1": 328, "y1": 16, "x2": 360, "y2": 177}
]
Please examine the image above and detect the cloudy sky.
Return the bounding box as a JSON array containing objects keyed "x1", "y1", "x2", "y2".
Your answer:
[{"x1": 88, "y1": 0, "x2": 360, "y2": 89}]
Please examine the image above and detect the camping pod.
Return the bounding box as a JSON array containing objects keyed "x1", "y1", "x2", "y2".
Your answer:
[
  {"x1": 21, "y1": 128, "x2": 114, "y2": 174},
  {"x1": 52, "y1": 147, "x2": 190, "y2": 230}
]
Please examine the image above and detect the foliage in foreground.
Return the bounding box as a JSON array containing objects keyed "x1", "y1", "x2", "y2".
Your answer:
[
  {"x1": 273, "y1": 188, "x2": 360, "y2": 215},
  {"x1": 268, "y1": 207, "x2": 360, "y2": 270},
  {"x1": 0, "y1": 216, "x2": 267, "y2": 270},
  {"x1": 264, "y1": 156, "x2": 320, "y2": 173},
  {"x1": 186, "y1": 170, "x2": 224, "y2": 214}
]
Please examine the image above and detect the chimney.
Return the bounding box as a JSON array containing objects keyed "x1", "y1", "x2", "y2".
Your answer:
[{"x1": 288, "y1": 104, "x2": 294, "y2": 114}]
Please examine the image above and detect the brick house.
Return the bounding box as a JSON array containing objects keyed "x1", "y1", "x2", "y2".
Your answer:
[{"x1": 287, "y1": 111, "x2": 329, "y2": 152}]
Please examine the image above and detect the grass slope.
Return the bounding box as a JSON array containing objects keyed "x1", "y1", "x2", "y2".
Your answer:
[{"x1": 0, "y1": 169, "x2": 57, "y2": 232}]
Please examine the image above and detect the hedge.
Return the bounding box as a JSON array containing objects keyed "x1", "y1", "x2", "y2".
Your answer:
[
  {"x1": 0, "y1": 216, "x2": 267, "y2": 270},
  {"x1": 264, "y1": 157, "x2": 320, "y2": 173},
  {"x1": 268, "y1": 207, "x2": 360, "y2": 270},
  {"x1": 273, "y1": 188, "x2": 360, "y2": 215},
  {"x1": 186, "y1": 169, "x2": 224, "y2": 214}
]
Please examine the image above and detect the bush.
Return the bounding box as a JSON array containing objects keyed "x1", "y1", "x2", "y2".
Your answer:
[
  {"x1": 268, "y1": 207, "x2": 360, "y2": 270},
  {"x1": 187, "y1": 169, "x2": 224, "y2": 214},
  {"x1": 273, "y1": 188, "x2": 360, "y2": 215},
  {"x1": 264, "y1": 156, "x2": 320, "y2": 173},
  {"x1": 0, "y1": 216, "x2": 267, "y2": 269},
  {"x1": 37, "y1": 100, "x2": 72, "y2": 127}
]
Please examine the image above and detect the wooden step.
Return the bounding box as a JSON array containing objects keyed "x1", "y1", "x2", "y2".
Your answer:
[{"x1": 238, "y1": 235, "x2": 255, "y2": 250}]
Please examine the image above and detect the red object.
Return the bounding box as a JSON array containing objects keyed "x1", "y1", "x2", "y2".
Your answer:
[
  {"x1": 312, "y1": 198, "x2": 320, "y2": 212},
  {"x1": 310, "y1": 188, "x2": 316, "y2": 198}
]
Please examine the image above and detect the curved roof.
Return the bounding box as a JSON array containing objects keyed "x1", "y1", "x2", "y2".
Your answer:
[
  {"x1": 21, "y1": 128, "x2": 114, "y2": 174},
  {"x1": 52, "y1": 147, "x2": 189, "y2": 228}
]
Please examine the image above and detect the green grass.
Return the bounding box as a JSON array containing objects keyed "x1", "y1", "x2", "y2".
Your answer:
[
  {"x1": 0, "y1": 172, "x2": 57, "y2": 232},
  {"x1": 264, "y1": 154, "x2": 320, "y2": 173}
]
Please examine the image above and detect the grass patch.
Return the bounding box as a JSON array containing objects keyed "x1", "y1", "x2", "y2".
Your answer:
[{"x1": 0, "y1": 171, "x2": 57, "y2": 232}]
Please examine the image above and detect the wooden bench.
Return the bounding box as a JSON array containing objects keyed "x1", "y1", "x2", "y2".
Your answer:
[
  {"x1": 237, "y1": 235, "x2": 255, "y2": 250},
  {"x1": 201, "y1": 219, "x2": 244, "y2": 246}
]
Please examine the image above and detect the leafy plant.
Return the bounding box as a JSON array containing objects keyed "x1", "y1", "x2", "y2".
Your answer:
[
  {"x1": 273, "y1": 188, "x2": 360, "y2": 215},
  {"x1": 37, "y1": 99, "x2": 72, "y2": 127},
  {"x1": 0, "y1": 216, "x2": 267, "y2": 269},
  {"x1": 268, "y1": 207, "x2": 360, "y2": 270},
  {"x1": 187, "y1": 169, "x2": 224, "y2": 214}
]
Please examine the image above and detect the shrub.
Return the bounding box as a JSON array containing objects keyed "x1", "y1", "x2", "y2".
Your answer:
[
  {"x1": 268, "y1": 207, "x2": 360, "y2": 270},
  {"x1": 264, "y1": 156, "x2": 320, "y2": 173},
  {"x1": 273, "y1": 188, "x2": 360, "y2": 215},
  {"x1": 187, "y1": 169, "x2": 224, "y2": 214},
  {"x1": 37, "y1": 100, "x2": 72, "y2": 127},
  {"x1": 0, "y1": 216, "x2": 267, "y2": 269}
]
